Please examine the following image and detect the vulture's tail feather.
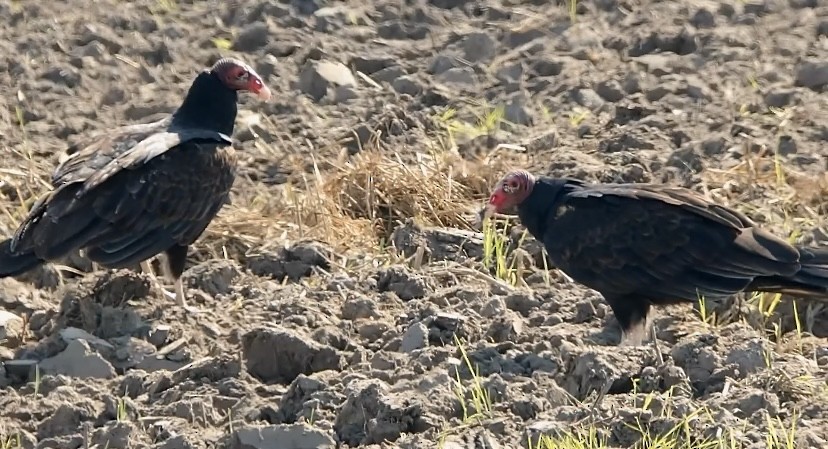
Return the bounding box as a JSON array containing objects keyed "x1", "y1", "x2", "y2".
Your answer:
[
  {"x1": 0, "y1": 238, "x2": 43, "y2": 277},
  {"x1": 747, "y1": 247, "x2": 828, "y2": 300}
]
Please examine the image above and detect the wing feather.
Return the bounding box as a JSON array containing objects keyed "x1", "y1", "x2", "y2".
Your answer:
[{"x1": 543, "y1": 183, "x2": 799, "y2": 302}]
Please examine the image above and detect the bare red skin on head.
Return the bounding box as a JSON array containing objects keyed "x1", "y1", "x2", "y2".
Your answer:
[
  {"x1": 484, "y1": 170, "x2": 536, "y2": 219},
  {"x1": 210, "y1": 58, "x2": 272, "y2": 101}
]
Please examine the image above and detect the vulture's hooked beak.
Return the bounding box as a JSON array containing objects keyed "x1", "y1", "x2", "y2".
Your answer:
[{"x1": 255, "y1": 84, "x2": 272, "y2": 101}]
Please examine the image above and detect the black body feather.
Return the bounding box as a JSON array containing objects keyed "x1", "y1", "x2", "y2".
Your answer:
[
  {"x1": 517, "y1": 177, "x2": 828, "y2": 339},
  {"x1": 0, "y1": 70, "x2": 239, "y2": 280}
]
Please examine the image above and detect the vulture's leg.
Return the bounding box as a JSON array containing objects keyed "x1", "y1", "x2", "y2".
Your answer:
[
  {"x1": 162, "y1": 244, "x2": 200, "y2": 314},
  {"x1": 605, "y1": 294, "x2": 651, "y2": 347},
  {"x1": 141, "y1": 259, "x2": 175, "y2": 300}
]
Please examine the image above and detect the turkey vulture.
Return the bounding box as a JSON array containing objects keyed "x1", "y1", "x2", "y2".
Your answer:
[
  {"x1": 0, "y1": 57, "x2": 272, "y2": 314},
  {"x1": 484, "y1": 170, "x2": 828, "y2": 345}
]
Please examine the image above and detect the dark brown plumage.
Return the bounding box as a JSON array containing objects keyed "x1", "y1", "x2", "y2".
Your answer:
[
  {"x1": 484, "y1": 170, "x2": 828, "y2": 345},
  {"x1": 0, "y1": 57, "x2": 272, "y2": 313}
]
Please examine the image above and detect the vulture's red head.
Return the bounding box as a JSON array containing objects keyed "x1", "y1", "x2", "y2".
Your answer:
[
  {"x1": 484, "y1": 170, "x2": 536, "y2": 219},
  {"x1": 210, "y1": 58, "x2": 272, "y2": 101}
]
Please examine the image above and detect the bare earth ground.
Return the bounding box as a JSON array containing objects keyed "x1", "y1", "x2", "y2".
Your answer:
[{"x1": 2, "y1": 0, "x2": 828, "y2": 448}]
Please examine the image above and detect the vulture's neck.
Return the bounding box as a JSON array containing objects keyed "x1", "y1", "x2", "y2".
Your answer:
[
  {"x1": 172, "y1": 71, "x2": 238, "y2": 136},
  {"x1": 517, "y1": 177, "x2": 574, "y2": 240}
]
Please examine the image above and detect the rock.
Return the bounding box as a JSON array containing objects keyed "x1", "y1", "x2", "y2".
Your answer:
[
  {"x1": 0, "y1": 310, "x2": 23, "y2": 342},
  {"x1": 40, "y1": 65, "x2": 81, "y2": 88},
  {"x1": 38, "y1": 339, "x2": 116, "y2": 379},
  {"x1": 371, "y1": 65, "x2": 406, "y2": 83},
  {"x1": 777, "y1": 135, "x2": 797, "y2": 155},
  {"x1": 377, "y1": 21, "x2": 430, "y2": 40},
  {"x1": 595, "y1": 80, "x2": 625, "y2": 102},
  {"x1": 334, "y1": 379, "x2": 429, "y2": 445},
  {"x1": 392, "y1": 76, "x2": 423, "y2": 96},
  {"x1": 77, "y1": 24, "x2": 123, "y2": 53},
  {"x1": 794, "y1": 61, "x2": 828, "y2": 90},
  {"x1": 91, "y1": 421, "x2": 132, "y2": 449},
  {"x1": 37, "y1": 403, "x2": 93, "y2": 440},
  {"x1": 298, "y1": 60, "x2": 358, "y2": 102},
  {"x1": 242, "y1": 326, "x2": 343, "y2": 384},
  {"x1": 233, "y1": 21, "x2": 270, "y2": 51},
  {"x1": 502, "y1": 92, "x2": 534, "y2": 126},
  {"x1": 485, "y1": 312, "x2": 523, "y2": 343},
  {"x1": 278, "y1": 373, "x2": 334, "y2": 423},
  {"x1": 570, "y1": 88, "x2": 605, "y2": 109},
  {"x1": 147, "y1": 325, "x2": 171, "y2": 348},
  {"x1": 426, "y1": 312, "x2": 466, "y2": 343},
  {"x1": 156, "y1": 435, "x2": 196, "y2": 449},
  {"x1": 246, "y1": 241, "x2": 332, "y2": 282},
  {"x1": 171, "y1": 355, "x2": 241, "y2": 384},
  {"x1": 183, "y1": 259, "x2": 241, "y2": 296},
  {"x1": 557, "y1": 346, "x2": 655, "y2": 400},
  {"x1": 764, "y1": 89, "x2": 795, "y2": 108},
  {"x1": 399, "y1": 322, "x2": 429, "y2": 353},
  {"x1": 58, "y1": 327, "x2": 114, "y2": 351},
  {"x1": 818, "y1": 20, "x2": 828, "y2": 38},
  {"x1": 690, "y1": 8, "x2": 716, "y2": 28},
  {"x1": 226, "y1": 424, "x2": 335, "y2": 449},
  {"x1": 666, "y1": 146, "x2": 704, "y2": 173},
  {"x1": 349, "y1": 56, "x2": 396, "y2": 75},
  {"x1": 376, "y1": 265, "x2": 431, "y2": 300},
  {"x1": 496, "y1": 63, "x2": 524, "y2": 84},
  {"x1": 503, "y1": 27, "x2": 546, "y2": 49},
  {"x1": 436, "y1": 67, "x2": 477, "y2": 86},
  {"x1": 724, "y1": 338, "x2": 767, "y2": 378},
  {"x1": 461, "y1": 32, "x2": 496, "y2": 63},
  {"x1": 721, "y1": 387, "x2": 780, "y2": 418},
  {"x1": 333, "y1": 85, "x2": 358, "y2": 103},
  {"x1": 2, "y1": 359, "x2": 38, "y2": 382},
  {"x1": 428, "y1": 55, "x2": 456, "y2": 74}
]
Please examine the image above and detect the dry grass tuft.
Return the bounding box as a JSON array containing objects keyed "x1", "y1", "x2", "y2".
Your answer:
[
  {"x1": 321, "y1": 149, "x2": 502, "y2": 237},
  {"x1": 200, "y1": 147, "x2": 517, "y2": 260}
]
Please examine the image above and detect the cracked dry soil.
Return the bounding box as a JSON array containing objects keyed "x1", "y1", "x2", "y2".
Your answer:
[{"x1": 1, "y1": 0, "x2": 828, "y2": 448}]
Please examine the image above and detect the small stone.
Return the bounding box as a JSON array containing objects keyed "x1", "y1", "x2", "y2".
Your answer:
[
  {"x1": 371, "y1": 65, "x2": 406, "y2": 84},
  {"x1": 399, "y1": 323, "x2": 428, "y2": 353},
  {"x1": 228, "y1": 423, "x2": 335, "y2": 449},
  {"x1": 495, "y1": 63, "x2": 523, "y2": 84},
  {"x1": 298, "y1": 60, "x2": 358, "y2": 102},
  {"x1": 2, "y1": 359, "x2": 38, "y2": 382},
  {"x1": 437, "y1": 67, "x2": 477, "y2": 86},
  {"x1": 147, "y1": 325, "x2": 171, "y2": 348},
  {"x1": 39, "y1": 339, "x2": 116, "y2": 379},
  {"x1": 392, "y1": 76, "x2": 423, "y2": 96},
  {"x1": 594, "y1": 80, "x2": 625, "y2": 102},
  {"x1": 485, "y1": 312, "x2": 523, "y2": 343},
  {"x1": 242, "y1": 326, "x2": 343, "y2": 384},
  {"x1": 91, "y1": 421, "x2": 132, "y2": 449},
  {"x1": 764, "y1": 89, "x2": 794, "y2": 108},
  {"x1": 40, "y1": 66, "x2": 81, "y2": 88},
  {"x1": 428, "y1": 55, "x2": 456, "y2": 75},
  {"x1": 666, "y1": 146, "x2": 704, "y2": 173},
  {"x1": 795, "y1": 61, "x2": 828, "y2": 90},
  {"x1": 357, "y1": 321, "x2": 390, "y2": 342},
  {"x1": 349, "y1": 56, "x2": 396, "y2": 75},
  {"x1": 690, "y1": 8, "x2": 716, "y2": 28},
  {"x1": 817, "y1": 21, "x2": 828, "y2": 38},
  {"x1": 503, "y1": 27, "x2": 545, "y2": 49},
  {"x1": 570, "y1": 88, "x2": 605, "y2": 109},
  {"x1": 0, "y1": 310, "x2": 23, "y2": 342},
  {"x1": 501, "y1": 92, "x2": 534, "y2": 126},
  {"x1": 233, "y1": 21, "x2": 270, "y2": 51},
  {"x1": 461, "y1": 32, "x2": 497, "y2": 63},
  {"x1": 777, "y1": 135, "x2": 797, "y2": 155},
  {"x1": 333, "y1": 85, "x2": 358, "y2": 103}
]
